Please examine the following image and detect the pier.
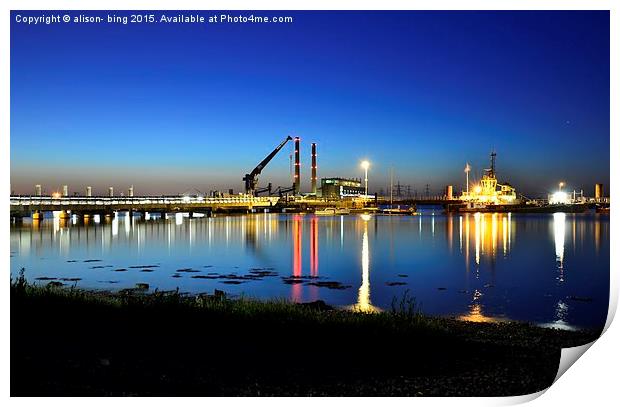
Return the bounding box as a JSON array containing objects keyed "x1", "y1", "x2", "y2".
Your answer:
[{"x1": 10, "y1": 195, "x2": 280, "y2": 220}]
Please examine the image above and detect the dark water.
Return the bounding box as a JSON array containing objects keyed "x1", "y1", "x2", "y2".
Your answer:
[{"x1": 10, "y1": 209, "x2": 609, "y2": 329}]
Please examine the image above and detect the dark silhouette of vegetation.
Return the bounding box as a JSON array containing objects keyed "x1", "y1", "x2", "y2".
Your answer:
[{"x1": 11, "y1": 276, "x2": 601, "y2": 396}]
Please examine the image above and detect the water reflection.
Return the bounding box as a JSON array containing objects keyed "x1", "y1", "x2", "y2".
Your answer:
[
  {"x1": 310, "y1": 217, "x2": 318, "y2": 277},
  {"x1": 355, "y1": 215, "x2": 378, "y2": 312},
  {"x1": 461, "y1": 212, "x2": 514, "y2": 272},
  {"x1": 292, "y1": 215, "x2": 303, "y2": 302},
  {"x1": 9, "y1": 211, "x2": 609, "y2": 328},
  {"x1": 554, "y1": 212, "x2": 566, "y2": 283}
]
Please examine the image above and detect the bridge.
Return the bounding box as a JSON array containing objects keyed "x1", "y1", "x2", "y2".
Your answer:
[{"x1": 10, "y1": 195, "x2": 281, "y2": 219}]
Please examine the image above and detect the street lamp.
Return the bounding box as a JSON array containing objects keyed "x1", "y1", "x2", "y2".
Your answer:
[
  {"x1": 361, "y1": 160, "x2": 370, "y2": 197},
  {"x1": 464, "y1": 162, "x2": 471, "y2": 194},
  {"x1": 559, "y1": 182, "x2": 565, "y2": 192}
]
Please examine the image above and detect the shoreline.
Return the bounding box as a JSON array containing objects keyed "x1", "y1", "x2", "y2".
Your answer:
[{"x1": 11, "y1": 278, "x2": 602, "y2": 396}]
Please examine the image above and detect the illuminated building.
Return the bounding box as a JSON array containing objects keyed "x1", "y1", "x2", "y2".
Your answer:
[
  {"x1": 320, "y1": 177, "x2": 365, "y2": 198},
  {"x1": 460, "y1": 151, "x2": 518, "y2": 206}
]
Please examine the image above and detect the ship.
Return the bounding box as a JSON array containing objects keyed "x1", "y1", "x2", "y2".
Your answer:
[{"x1": 460, "y1": 151, "x2": 519, "y2": 208}]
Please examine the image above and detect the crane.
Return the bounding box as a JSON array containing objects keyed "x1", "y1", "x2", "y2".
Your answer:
[{"x1": 243, "y1": 135, "x2": 293, "y2": 195}]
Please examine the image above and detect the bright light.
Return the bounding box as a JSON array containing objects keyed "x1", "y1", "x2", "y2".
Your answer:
[
  {"x1": 550, "y1": 191, "x2": 569, "y2": 204},
  {"x1": 360, "y1": 214, "x2": 371, "y2": 222},
  {"x1": 473, "y1": 185, "x2": 482, "y2": 194},
  {"x1": 182, "y1": 195, "x2": 191, "y2": 203},
  {"x1": 360, "y1": 160, "x2": 370, "y2": 170},
  {"x1": 52, "y1": 192, "x2": 61, "y2": 199}
]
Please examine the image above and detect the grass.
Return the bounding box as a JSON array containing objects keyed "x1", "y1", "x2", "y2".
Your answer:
[{"x1": 11, "y1": 274, "x2": 602, "y2": 396}]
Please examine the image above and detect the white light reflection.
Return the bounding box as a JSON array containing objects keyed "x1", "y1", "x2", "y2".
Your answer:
[
  {"x1": 124, "y1": 212, "x2": 131, "y2": 236},
  {"x1": 554, "y1": 212, "x2": 566, "y2": 282},
  {"x1": 112, "y1": 215, "x2": 119, "y2": 236},
  {"x1": 355, "y1": 215, "x2": 379, "y2": 312}
]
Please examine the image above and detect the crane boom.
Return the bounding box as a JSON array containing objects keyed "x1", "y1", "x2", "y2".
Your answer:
[{"x1": 243, "y1": 135, "x2": 293, "y2": 195}]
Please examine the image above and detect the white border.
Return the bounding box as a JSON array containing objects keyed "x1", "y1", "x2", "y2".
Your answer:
[{"x1": 3, "y1": 1, "x2": 617, "y2": 406}]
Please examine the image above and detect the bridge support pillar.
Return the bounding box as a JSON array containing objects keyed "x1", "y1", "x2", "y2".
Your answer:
[{"x1": 160, "y1": 211, "x2": 166, "y2": 220}]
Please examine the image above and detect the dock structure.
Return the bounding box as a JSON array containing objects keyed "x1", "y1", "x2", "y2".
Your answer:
[{"x1": 10, "y1": 195, "x2": 281, "y2": 220}]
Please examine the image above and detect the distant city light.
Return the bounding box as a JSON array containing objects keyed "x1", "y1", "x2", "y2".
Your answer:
[
  {"x1": 182, "y1": 195, "x2": 191, "y2": 203},
  {"x1": 550, "y1": 191, "x2": 569, "y2": 205}
]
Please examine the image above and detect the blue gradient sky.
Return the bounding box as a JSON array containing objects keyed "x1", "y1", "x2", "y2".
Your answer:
[{"x1": 10, "y1": 11, "x2": 609, "y2": 197}]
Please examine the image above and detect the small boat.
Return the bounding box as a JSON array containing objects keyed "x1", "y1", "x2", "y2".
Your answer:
[
  {"x1": 380, "y1": 205, "x2": 418, "y2": 215},
  {"x1": 315, "y1": 207, "x2": 350, "y2": 215}
]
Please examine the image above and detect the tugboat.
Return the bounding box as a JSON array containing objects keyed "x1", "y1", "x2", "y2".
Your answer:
[{"x1": 459, "y1": 151, "x2": 520, "y2": 212}]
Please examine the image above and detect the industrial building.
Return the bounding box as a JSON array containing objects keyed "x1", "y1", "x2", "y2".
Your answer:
[{"x1": 320, "y1": 177, "x2": 365, "y2": 199}]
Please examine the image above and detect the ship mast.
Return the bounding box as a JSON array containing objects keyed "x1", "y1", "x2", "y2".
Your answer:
[{"x1": 490, "y1": 150, "x2": 496, "y2": 178}]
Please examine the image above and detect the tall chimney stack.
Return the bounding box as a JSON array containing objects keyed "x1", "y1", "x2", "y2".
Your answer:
[
  {"x1": 311, "y1": 143, "x2": 317, "y2": 195},
  {"x1": 294, "y1": 137, "x2": 300, "y2": 195}
]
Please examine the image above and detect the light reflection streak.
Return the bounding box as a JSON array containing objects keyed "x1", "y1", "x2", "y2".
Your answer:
[
  {"x1": 310, "y1": 217, "x2": 318, "y2": 277},
  {"x1": 474, "y1": 212, "x2": 481, "y2": 267},
  {"x1": 340, "y1": 215, "x2": 344, "y2": 248},
  {"x1": 355, "y1": 216, "x2": 379, "y2": 312},
  {"x1": 491, "y1": 213, "x2": 497, "y2": 255},
  {"x1": 419, "y1": 215, "x2": 422, "y2": 236},
  {"x1": 291, "y1": 215, "x2": 302, "y2": 302},
  {"x1": 125, "y1": 213, "x2": 131, "y2": 236},
  {"x1": 554, "y1": 212, "x2": 566, "y2": 283},
  {"x1": 447, "y1": 215, "x2": 453, "y2": 252},
  {"x1": 502, "y1": 216, "x2": 507, "y2": 256},
  {"x1": 459, "y1": 216, "x2": 463, "y2": 252},
  {"x1": 112, "y1": 215, "x2": 118, "y2": 236}
]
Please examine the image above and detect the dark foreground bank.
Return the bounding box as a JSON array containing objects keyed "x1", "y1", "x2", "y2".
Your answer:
[{"x1": 11, "y1": 276, "x2": 602, "y2": 397}]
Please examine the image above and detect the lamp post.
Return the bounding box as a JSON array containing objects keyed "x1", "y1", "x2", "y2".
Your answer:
[
  {"x1": 361, "y1": 160, "x2": 370, "y2": 198},
  {"x1": 559, "y1": 182, "x2": 565, "y2": 192},
  {"x1": 464, "y1": 162, "x2": 471, "y2": 194}
]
